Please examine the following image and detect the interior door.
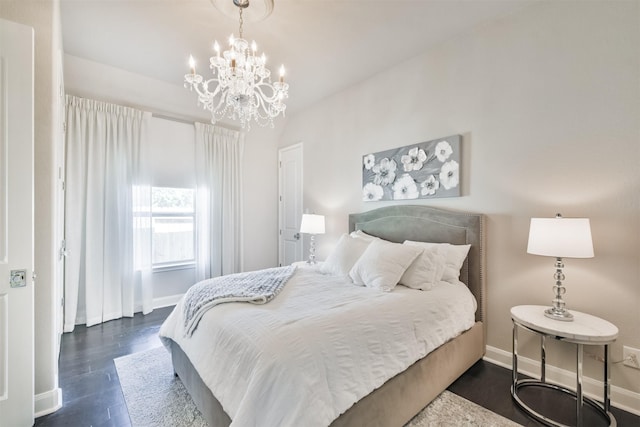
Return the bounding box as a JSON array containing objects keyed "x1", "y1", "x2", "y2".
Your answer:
[
  {"x1": 278, "y1": 143, "x2": 303, "y2": 266},
  {"x1": 0, "y1": 18, "x2": 35, "y2": 427}
]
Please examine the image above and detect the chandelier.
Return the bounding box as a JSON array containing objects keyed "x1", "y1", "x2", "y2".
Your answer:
[{"x1": 184, "y1": 0, "x2": 288, "y2": 130}]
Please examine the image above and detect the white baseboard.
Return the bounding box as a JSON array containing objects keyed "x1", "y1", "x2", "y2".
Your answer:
[
  {"x1": 34, "y1": 387, "x2": 62, "y2": 418},
  {"x1": 484, "y1": 345, "x2": 640, "y2": 416},
  {"x1": 153, "y1": 294, "x2": 183, "y2": 309}
]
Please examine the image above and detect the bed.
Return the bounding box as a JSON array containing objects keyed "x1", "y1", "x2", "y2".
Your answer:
[{"x1": 159, "y1": 205, "x2": 485, "y2": 426}]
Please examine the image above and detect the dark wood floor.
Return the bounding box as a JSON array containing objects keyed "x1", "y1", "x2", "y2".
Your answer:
[
  {"x1": 34, "y1": 307, "x2": 173, "y2": 427},
  {"x1": 35, "y1": 306, "x2": 639, "y2": 427}
]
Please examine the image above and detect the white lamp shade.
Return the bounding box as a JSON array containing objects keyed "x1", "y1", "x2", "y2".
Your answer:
[
  {"x1": 300, "y1": 214, "x2": 325, "y2": 234},
  {"x1": 527, "y1": 217, "x2": 594, "y2": 258}
]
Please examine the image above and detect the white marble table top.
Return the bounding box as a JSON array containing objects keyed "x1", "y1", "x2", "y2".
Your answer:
[{"x1": 511, "y1": 305, "x2": 618, "y2": 344}]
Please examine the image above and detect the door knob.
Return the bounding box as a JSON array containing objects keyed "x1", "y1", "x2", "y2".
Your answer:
[{"x1": 294, "y1": 232, "x2": 300, "y2": 240}]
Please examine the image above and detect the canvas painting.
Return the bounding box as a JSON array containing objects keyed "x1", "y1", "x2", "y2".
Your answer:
[{"x1": 362, "y1": 135, "x2": 461, "y2": 202}]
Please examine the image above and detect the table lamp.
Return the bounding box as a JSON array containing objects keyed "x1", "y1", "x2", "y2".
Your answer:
[
  {"x1": 300, "y1": 214, "x2": 325, "y2": 264},
  {"x1": 527, "y1": 213, "x2": 594, "y2": 321}
]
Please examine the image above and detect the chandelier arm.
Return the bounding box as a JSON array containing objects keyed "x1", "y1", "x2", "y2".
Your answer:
[
  {"x1": 253, "y1": 83, "x2": 281, "y2": 104},
  {"x1": 191, "y1": 80, "x2": 229, "y2": 117},
  {"x1": 254, "y1": 87, "x2": 287, "y2": 119},
  {"x1": 191, "y1": 85, "x2": 212, "y2": 109},
  {"x1": 204, "y1": 78, "x2": 224, "y2": 99},
  {"x1": 251, "y1": 88, "x2": 280, "y2": 118},
  {"x1": 192, "y1": 85, "x2": 209, "y2": 103},
  {"x1": 251, "y1": 85, "x2": 271, "y2": 104},
  {"x1": 192, "y1": 78, "x2": 219, "y2": 99},
  {"x1": 212, "y1": 93, "x2": 228, "y2": 114},
  {"x1": 253, "y1": 77, "x2": 288, "y2": 99}
]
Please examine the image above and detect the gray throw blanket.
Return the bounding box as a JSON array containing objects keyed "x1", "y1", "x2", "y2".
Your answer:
[{"x1": 182, "y1": 265, "x2": 296, "y2": 337}]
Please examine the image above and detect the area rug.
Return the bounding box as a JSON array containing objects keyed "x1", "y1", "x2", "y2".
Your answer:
[{"x1": 115, "y1": 347, "x2": 522, "y2": 427}]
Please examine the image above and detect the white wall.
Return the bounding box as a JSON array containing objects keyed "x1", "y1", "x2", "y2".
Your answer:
[
  {"x1": 279, "y1": 0, "x2": 640, "y2": 404},
  {"x1": 64, "y1": 55, "x2": 210, "y2": 124},
  {"x1": 240, "y1": 123, "x2": 283, "y2": 271}
]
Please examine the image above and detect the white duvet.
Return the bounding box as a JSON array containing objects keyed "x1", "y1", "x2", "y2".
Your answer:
[{"x1": 159, "y1": 266, "x2": 477, "y2": 427}]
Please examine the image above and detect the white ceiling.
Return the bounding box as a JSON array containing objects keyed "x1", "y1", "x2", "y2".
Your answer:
[{"x1": 60, "y1": 0, "x2": 538, "y2": 114}]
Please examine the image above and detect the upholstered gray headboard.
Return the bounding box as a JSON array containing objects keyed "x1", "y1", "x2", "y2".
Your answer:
[{"x1": 349, "y1": 205, "x2": 485, "y2": 324}]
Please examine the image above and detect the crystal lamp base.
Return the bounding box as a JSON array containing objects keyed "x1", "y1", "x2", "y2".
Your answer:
[{"x1": 544, "y1": 307, "x2": 574, "y2": 321}]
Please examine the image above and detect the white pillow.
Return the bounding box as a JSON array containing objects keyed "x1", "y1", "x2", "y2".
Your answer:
[
  {"x1": 399, "y1": 244, "x2": 445, "y2": 290},
  {"x1": 404, "y1": 241, "x2": 471, "y2": 283},
  {"x1": 349, "y1": 229, "x2": 378, "y2": 242},
  {"x1": 349, "y1": 239, "x2": 422, "y2": 292},
  {"x1": 403, "y1": 241, "x2": 448, "y2": 282},
  {"x1": 443, "y1": 244, "x2": 471, "y2": 281},
  {"x1": 320, "y1": 234, "x2": 371, "y2": 277}
]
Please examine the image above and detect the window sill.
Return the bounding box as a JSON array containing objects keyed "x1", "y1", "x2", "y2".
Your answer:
[{"x1": 152, "y1": 263, "x2": 196, "y2": 273}]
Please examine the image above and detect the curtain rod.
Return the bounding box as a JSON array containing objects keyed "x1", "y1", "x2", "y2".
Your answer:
[
  {"x1": 65, "y1": 92, "x2": 241, "y2": 131},
  {"x1": 151, "y1": 112, "x2": 194, "y2": 125},
  {"x1": 151, "y1": 111, "x2": 241, "y2": 132}
]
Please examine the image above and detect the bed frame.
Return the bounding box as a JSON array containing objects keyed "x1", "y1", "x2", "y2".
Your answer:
[{"x1": 169, "y1": 205, "x2": 486, "y2": 426}]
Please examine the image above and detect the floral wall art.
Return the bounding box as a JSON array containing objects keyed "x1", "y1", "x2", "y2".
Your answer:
[{"x1": 362, "y1": 135, "x2": 461, "y2": 202}]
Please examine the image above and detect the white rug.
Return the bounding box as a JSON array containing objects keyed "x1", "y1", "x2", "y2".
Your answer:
[{"x1": 115, "y1": 347, "x2": 522, "y2": 427}]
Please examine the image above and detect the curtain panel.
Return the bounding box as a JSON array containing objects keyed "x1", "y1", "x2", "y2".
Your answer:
[
  {"x1": 194, "y1": 122, "x2": 245, "y2": 281},
  {"x1": 64, "y1": 95, "x2": 152, "y2": 332}
]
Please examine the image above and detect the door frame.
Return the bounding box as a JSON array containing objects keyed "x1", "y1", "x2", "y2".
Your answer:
[
  {"x1": 53, "y1": 46, "x2": 66, "y2": 359},
  {"x1": 277, "y1": 142, "x2": 303, "y2": 266}
]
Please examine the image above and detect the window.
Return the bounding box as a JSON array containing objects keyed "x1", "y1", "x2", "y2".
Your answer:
[{"x1": 151, "y1": 187, "x2": 195, "y2": 268}]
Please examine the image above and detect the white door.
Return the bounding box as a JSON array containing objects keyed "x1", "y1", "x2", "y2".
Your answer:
[
  {"x1": 278, "y1": 143, "x2": 303, "y2": 266},
  {"x1": 0, "y1": 18, "x2": 35, "y2": 427}
]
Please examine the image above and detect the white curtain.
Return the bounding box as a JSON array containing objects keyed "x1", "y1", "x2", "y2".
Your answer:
[
  {"x1": 64, "y1": 95, "x2": 152, "y2": 332},
  {"x1": 194, "y1": 122, "x2": 244, "y2": 280}
]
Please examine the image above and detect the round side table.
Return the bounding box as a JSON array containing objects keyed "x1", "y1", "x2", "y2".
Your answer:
[{"x1": 510, "y1": 305, "x2": 618, "y2": 427}]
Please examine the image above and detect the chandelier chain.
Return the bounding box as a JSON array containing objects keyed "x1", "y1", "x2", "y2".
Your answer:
[{"x1": 239, "y1": 8, "x2": 243, "y2": 39}]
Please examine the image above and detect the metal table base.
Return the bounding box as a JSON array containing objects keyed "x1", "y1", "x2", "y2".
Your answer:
[{"x1": 511, "y1": 320, "x2": 616, "y2": 427}]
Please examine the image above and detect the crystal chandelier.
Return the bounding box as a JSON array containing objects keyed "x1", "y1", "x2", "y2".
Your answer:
[{"x1": 184, "y1": 0, "x2": 288, "y2": 130}]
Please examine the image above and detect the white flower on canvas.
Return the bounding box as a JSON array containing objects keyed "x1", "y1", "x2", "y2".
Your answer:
[
  {"x1": 439, "y1": 160, "x2": 459, "y2": 190},
  {"x1": 363, "y1": 154, "x2": 375, "y2": 170},
  {"x1": 392, "y1": 174, "x2": 419, "y2": 200},
  {"x1": 401, "y1": 147, "x2": 427, "y2": 172},
  {"x1": 372, "y1": 158, "x2": 397, "y2": 186},
  {"x1": 362, "y1": 183, "x2": 384, "y2": 201},
  {"x1": 420, "y1": 175, "x2": 440, "y2": 196},
  {"x1": 435, "y1": 141, "x2": 453, "y2": 162}
]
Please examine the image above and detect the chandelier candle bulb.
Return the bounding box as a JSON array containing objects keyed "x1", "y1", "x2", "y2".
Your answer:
[
  {"x1": 279, "y1": 65, "x2": 285, "y2": 82},
  {"x1": 189, "y1": 55, "x2": 196, "y2": 75},
  {"x1": 213, "y1": 41, "x2": 220, "y2": 56}
]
